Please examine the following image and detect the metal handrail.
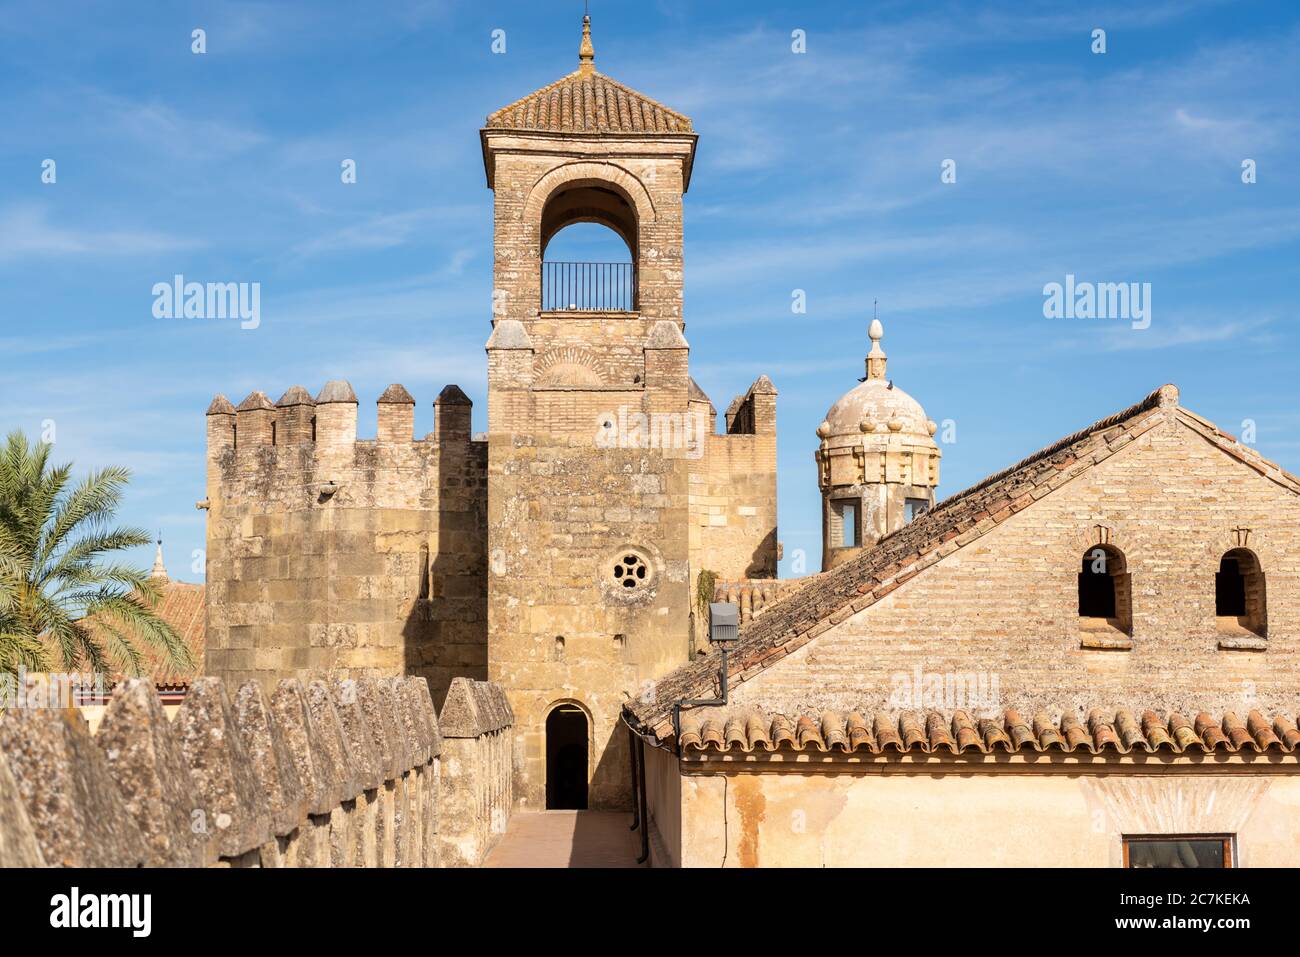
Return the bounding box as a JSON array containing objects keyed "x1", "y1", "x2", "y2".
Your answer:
[{"x1": 541, "y1": 261, "x2": 636, "y2": 311}]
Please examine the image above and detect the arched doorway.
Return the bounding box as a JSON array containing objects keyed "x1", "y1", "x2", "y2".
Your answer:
[{"x1": 545, "y1": 704, "x2": 589, "y2": 810}]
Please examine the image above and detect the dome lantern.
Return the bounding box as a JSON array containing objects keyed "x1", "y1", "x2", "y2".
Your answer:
[{"x1": 815, "y1": 318, "x2": 941, "y2": 570}]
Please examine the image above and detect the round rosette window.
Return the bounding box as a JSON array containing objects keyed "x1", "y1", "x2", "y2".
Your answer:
[{"x1": 612, "y1": 551, "x2": 651, "y2": 589}]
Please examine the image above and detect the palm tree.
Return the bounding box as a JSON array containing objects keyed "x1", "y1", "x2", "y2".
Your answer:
[{"x1": 0, "y1": 430, "x2": 193, "y2": 678}]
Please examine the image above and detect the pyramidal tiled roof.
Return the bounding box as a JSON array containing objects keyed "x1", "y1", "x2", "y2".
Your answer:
[
  {"x1": 486, "y1": 69, "x2": 693, "y2": 134},
  {"x1": 485, "y1": 17, "x2": 693, "y2": 135}
]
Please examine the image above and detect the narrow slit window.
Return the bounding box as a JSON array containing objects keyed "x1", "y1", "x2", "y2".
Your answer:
[{"x1": 832, "y1": 500, "x2": 858, "y2": 549}]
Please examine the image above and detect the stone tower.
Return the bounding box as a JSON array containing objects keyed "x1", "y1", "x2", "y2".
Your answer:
[
  {"x1": 482, "y1": 17, "x2": 777, "y2": 810},
  {"x1": 816, "y1": 320, "x2": 940, "y2": 570}
]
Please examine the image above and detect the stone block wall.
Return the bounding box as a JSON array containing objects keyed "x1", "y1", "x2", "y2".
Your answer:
[
  {"x1": 436, "y1": 677, "x2": 515, "y2": 867},
  {"x1": 204, "y1": 381, "x2": 487, "y2": 706},
  {"x1": 729, "y1": 416, "x2": 1300, "y2": 719},
  {"x1": 0, "y1": 674, "x2": 514, "y2": 868}
]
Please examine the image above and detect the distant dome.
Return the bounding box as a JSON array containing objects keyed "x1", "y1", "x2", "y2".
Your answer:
[
  {"x1": 815, "y1": 315, "x2": 942, "y2": 566},
  {"x1": 823, "y1": 379, "x2": 931, "y2": 444},
  {"x1": 818, "y1": 321, "x2": 936, "y2": 449}
]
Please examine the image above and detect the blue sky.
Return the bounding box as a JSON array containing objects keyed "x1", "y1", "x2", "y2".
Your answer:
[{"x1": 1, "y1": 0, "x2": 1297, "y2": 581}]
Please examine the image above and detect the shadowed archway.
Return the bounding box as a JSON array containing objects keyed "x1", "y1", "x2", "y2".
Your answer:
[{"x1": 546, "y1": 703, "x2": 590, "y2": 810}]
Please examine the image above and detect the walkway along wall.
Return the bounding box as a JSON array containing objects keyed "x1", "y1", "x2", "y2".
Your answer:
[{"x1": 0, "y1": 673, "x2": 513, "y2": 868}]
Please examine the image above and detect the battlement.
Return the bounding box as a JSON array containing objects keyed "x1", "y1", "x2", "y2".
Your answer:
[
  {"x1": 202, "y1": 381, "x2": 490, "y2": 706},
  {"x1": 723, "y1": 374, "x2": 778, "y2": 436},
  {"x1": 208, "y1": 380, "x2": 478, "y2": 461},
  {"x1": 0, "y1": 672, "x2": 514, "y2": 868}
]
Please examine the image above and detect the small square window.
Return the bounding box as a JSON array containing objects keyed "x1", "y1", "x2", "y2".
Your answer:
[{"x1": 905, "y1": 498, "x2": 929, "y2": 523}]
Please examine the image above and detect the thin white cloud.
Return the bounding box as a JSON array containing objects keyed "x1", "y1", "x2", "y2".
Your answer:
[{"x1": 0, "y1": 205, "x2": 204, "y2": 261}]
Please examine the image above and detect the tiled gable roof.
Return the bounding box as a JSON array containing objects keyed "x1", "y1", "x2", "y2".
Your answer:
[
  {"x1": 628, "y1": 383, "x2": 1242, "y2": 739},
  {"x1": 485, "y1": 69, "x2": 693, "y2": 135},
  {"x1": 679, "y1": 708, "x2": 1300, "y2": 757}
]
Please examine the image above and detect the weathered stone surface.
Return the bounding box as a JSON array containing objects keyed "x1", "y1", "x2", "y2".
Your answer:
[
  {"x1": 399, "y1": 677, "x2": 434, "y2": 766},
  {"x1": 175, "y1": 677, "x2": 273, "y2": 858},
  {"x1": 271, "y1": 678, "x2": 342, "y2": 815},
  {"x1": 234, "y1": 681, "x2": 308, "y2": 836},
  {"x1": 382, "y1": 677, "x2": 419, "y2": 769},
  {"x1": 439, "y1": 677, "x2": 483, "y2": 738},
  {"x1": 411, "y1": 676, "x2": 443, "y2": 757},
  {"x1": 0, "y1": 704, "x2": 147, "y2": 866},
  {"x1": 476, "y1": 681, "x2": 504, "y2": 733},
  {"x1": 0, "y1": 751, "x2": 44, "y2": 867},
  {"x1": 356, "y1": 676, "x2": 401, "y2": 779},
  {"x1": 95, "y1": 678, "x2": 211, "y2": 866},
  {"x1": 332, "y1": 678, "x2": 382, "y2": 791},
  {"x1": 306, "y1": 679, "x2": 362, "y2": 801}
]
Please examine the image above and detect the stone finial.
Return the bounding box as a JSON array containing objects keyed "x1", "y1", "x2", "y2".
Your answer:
[
  {"x1": 355, "y1": 677, "x2": 401, "y2": 780},
  {"x1": 439, "y1": 677, "x2": 483, "y2": 739},
  {"x1": 578, "y1": 14, "x2": 595, "y2": 75},
  {"x1": 383, "y1": 677, "x2": 424, "y2": 769},
  {"x1": 331, "y1": 679, "x2": 383, "y2": 792},
  {"x1": 410, "y1": 677, "x2": 444, "y2": 756},
  {"x1": 276, "y1": 385, "x2": 316, "y2": 407},
  {"x1": 236, "y1": 390, "x2": 275, "y2": 412},
  {"x1": 749, "y1": 374, "x2": 778, "y2": 396},
  {"x1": 271, "y1": 679, "x2": 343, "y2": 816},
  {"x1": 0, "y1": 700, "x2": 147, "y2": 866},
  {"x1": 316, "y1": 379, "x2": 358, "y2": 404},
  {"x1": 377, "y1": 383, "x2": 416, "y2": 405},
  {"x1": 866, "y1": 318, "x2": 887, "y2": 381},
  {"x1": 174, "y1": 677, "x2": 273, "y2": 858},
  {"x1": 0, "y1": 750, "x2": 45, "y2": 867},
  {"x1": 485, "y1": 319, "x2": 533, "y2": 351},
  {"x1": 233, "y1": 681, "x2": 308, "y2": 837},
  {"x1": 378, "y1": 679, "x2": 414, "y2": 773},
  {"x1": 95, "y1": 678, "x2": 211, "y2": 867},
  {"x1": 399, "y1": 677, "x2": 436, "y2": 766},
  {"x1": 437, "y1": 384, "x2": 472, "y2": 405},
  {"x1": 646, "y1": 319, "x2": 689, "y2": 350},
  {"x1": 1157, "y1": 383, "x2": 1180, "y2": 408},
  {"x1": 305, "y1": 679, "x2": 363, "y2": 802},
  {"x1": 206, "y1": 394, "x2": 236, "y2": 416},
  {"x1": 472, "y1": 681, "x2": 501, "y2": 732}
]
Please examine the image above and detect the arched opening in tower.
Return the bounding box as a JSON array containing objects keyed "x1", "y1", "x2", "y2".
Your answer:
[
  {"x1": 545, "y1": 704, "x2": 590, "y2": 810},
  {"x1": 540, "y1": 183, "x2": 637, "y2": 311}
]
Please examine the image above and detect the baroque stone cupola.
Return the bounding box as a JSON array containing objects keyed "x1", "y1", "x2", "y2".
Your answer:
[{"x1": 816, "y1": 319, "x2": 941, "y2": 570}]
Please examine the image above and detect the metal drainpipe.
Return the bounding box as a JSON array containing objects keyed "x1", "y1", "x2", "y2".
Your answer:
[
  {"x1": 635, "y1": 734, "x2": 650, "y2": 864},
  {"x1": 671, "y1": 648, "x2": 730, "y2": 755},
  {"x1": 628, "y1": 726, "x2": 640, "y2": 832}
]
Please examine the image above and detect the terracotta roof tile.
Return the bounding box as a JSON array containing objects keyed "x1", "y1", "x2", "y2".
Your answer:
[
  {"x1": 486, "y1": 69, "x2": 693, "y2": 134},
  {"x1": 672, "y1": 708, "x2": 1300, "y2": 757},
  {"x1": 76, "y1": 581, "x2": 206, "y2": 685}
]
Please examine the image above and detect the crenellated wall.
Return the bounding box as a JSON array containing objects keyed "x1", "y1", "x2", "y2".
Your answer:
[
  {"x1": 203, "y1": 381, "x2": 488, "y2": 706},
  {"x1": 0, "y1": 674, "x2": 514, "y2": 868}
]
